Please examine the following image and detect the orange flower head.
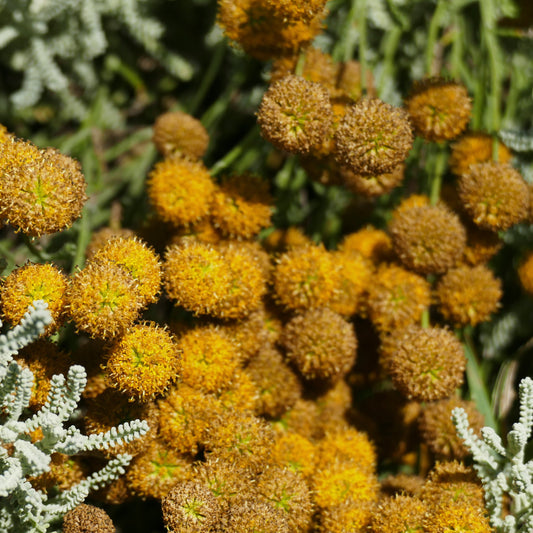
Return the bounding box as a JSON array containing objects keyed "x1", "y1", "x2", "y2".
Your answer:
[
  {"x1": 105, "y1": 322, "x2": 181, "y2": 401},
  {"x1": 67, "y1": 260, "x2": 143, "y2": 339},
  {"x1": 257, "y1": 75, "x2": 333, "y2": 155},
  {"x1": 0, "y1": 140, "x2": 87, "y2": 236},
  {"x1": 210, "y1": 174, "x2": 273, "y2": 239},
  {"x1": 449, "y1": 132, "x2": 512, "y2": 175},
  {"x1": 92, "y1": 236, "x2": 162, "y2": 306},
  {"x1": 436, "y1": 264, "x2": 502, "y2": 327},
  {"x1": 339, "y1": 227, "x2": 393, "y2": 264},
  {"x1": 85, "y1": 227, "x2": 136, "y2": 259},
  {"x1": 406, "y1": 78, "x2": 472, "y2": 141},
  {"x1": 334, "y1": 98, "x2": 413, "y2": 175},
  {"x1": 1, "y1": 262, "x2": 67, "y2": 334},
  {"x1": 390, "y1": 203, "x2": 466, "y2": 275},
  {"x1": 152, "y1": 111, "x2": 209, "y2": 159},
  {"x1": 272, "y1": 432, "x2": 316, "y2": 480},
  {"x1": 385, "y1": 325, "x2": 466, "y2": 401},
  {"x1": 458, "y1": 161, "x2": 529, "y2": 231},
  {"x1": 519, "y1": 250, "x2": 533, "y2": 296},
  {"x1": 147, "y1": 155, "x2": 215, "y2": 227}
]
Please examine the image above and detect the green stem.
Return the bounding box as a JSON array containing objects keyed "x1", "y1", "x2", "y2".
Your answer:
[
  {"x1": 332, "y1": 0, "x2": 358, "y2": 62},
  {"x1": 377, "y1": 25, "x2": 402, "y2": 100},
  {"x1": 22, "y1": 235, "x2": 48, "y2": 263},
  {"x1": 421, "y1": 309, "x2": 430, "y2": 329},
  {"x1": 356, "y1": 0, "x2": 368, "y2": 94},
  {"x1": 70, "y1": 207, "x2": 91, "y2": 272},
  {"x1": 210, "y1": 127, "x2": 260, "y2": 176},
  {"x1": 425, "y1": 0, "x2": 446, "y2": 76},
  {"x1": 295, "y1": 50, "x2": 307, "y2": 76},
  {"x1": 429, "y1": 144, "x2": 447, "y2": 206}
]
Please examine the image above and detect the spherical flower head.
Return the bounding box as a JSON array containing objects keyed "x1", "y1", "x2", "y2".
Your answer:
[
  {"x1": 30, "y1": 452, "x2": 86, "y2": 494},
  {"x1": 163, "y1": 241, "x2": 233, "y2": 316},
  {"x1": 406, "y1": 77, "x2": 472, "y2": 141},
  {"x1": 105, "y1": 322, "x2": 181, "y2": 401},
  {"x1": 458, "y1": 161, "x2": 529, "y2": 231},
  {"x1": 368, "y1": 494, "x2": 427, "y2": 533},
  {"x1": 317, "y1": 500, "x2": 376, "y2": 533},
  {"x1": 217, "y1": 0, "x2": 325, "y2": 60},
  {"x1": 333, "y1": 98, "x2": 413, "y2": 175},
  {"x1": 0, "y1": 141, "x2": 87, "y2": 236},
  {"x1": 367, "y1": 263, "x2": 431, "y2": 334},
  {"x1": 272, "y1": 244, "x2": 342, "y2": 311},
  {"x1": 228, "y1": 499, "x2": 290, "y2": 533},
  {"x1": 92, "y1": 236, "x2": 162, "y2": 305},
  {"x1": 177, "y1": 325, "x2": 240, "y2": 393},
  {"x1": 436, "y1": 263, "x2": 502, "y2": 327},
  {"x1": 0, "y1": 123, "x2": 12, "y2": 143},
  {"x1": 328, "y1": 250, "x2": 373, "y2": 317},
  {"x1": 210, "y1": 173, "x2": 273, "y2": 239},
  {"x1": 63, "y1": 504, "x2": 115, "y2": 533},
  {"x1": 147, "y1": 155, "x2": 215, "y2": 227},
  {"x1": 272, "y1": 432, "x2": 316, "y2": 480},
  {"x1": 85, "y1": 227, "x2": 136, "y2": 259},
  {"x1": 152, "y1": 111, "x2": 209, "y2": 159},
  {"x1": 519, "y1": 250, "x2": 533, "y2": 296},
  {"x1": 256, "y1": 466, "x2": 313, "y2": 531},
  {"x1": 0, "y1": 262, "x2": 67, "y2": 334},
  {"x1": 449, "y1": 132, "x2": 512, "y2": 175},
  {"x1": 340, "y1": 163, "x2": 405, "y2": 198},
  {"x1": 264, "y1": 0, "x2": 327, "y2": 24},
  {"x1": 162, "y1": 481, "x2": 222, "y2": 533},
  {"x1": 419, "y1": 397, "x2": 484, "y2": 460},
  {"x1": 257, "y1": 75, "x2": 333, "y2": 155},
  {"x1": 270, "y1": 47, "x2": 338, "y2": 90},
  {"x1": 126, "y1": 439, "x2": 194, "y2": 500},
  {"x1": 385, "y1": 325, "x2": 466, "y2": 401},
  {"x1": 245, "y1": 344, "x2": 302, "y2": 418},
  {"x1": 423, "y1": 499, "x2": 492, "y2": 533},
  {"x1": 67, "y1": 260, "x2": 143, "y2": 339},
  {"x1": 281, "y1": 307, "x2": 357, "y2": 381},
  {"x1": 339, "y1": 227, "x2": 393, "y2": 264},
  {"x1": 390, "y1": 204, "x2": 466, "y2": 275}
]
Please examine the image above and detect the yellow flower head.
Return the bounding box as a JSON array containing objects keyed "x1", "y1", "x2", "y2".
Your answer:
[
  {"x1": 519, "y1": 250, "x2": 533, "y2": 296},
  {"x1": 272, "y1": 432, "x2": 316, "y2": 480},
  {"x1": 105, "y1": 322, "x2": 181, "y2": 401},
  {"x1": 147, "y1": 155, "x2": 215, "y2": 227},
  {"x1": 210, "y1": 174, "x2": 273, "y2": 239},
  {"x1": 368, "y1": 494, "x2": 428, "y2": 533},
  {"x1": 406, "y1": 78, "x2": 472, "y2": 142},
  {"x1": 424, "y1": 500, "x2": 491, "y2": 533},
  {"x1": 0, "y1": 139, "x2": 87, "y2": 236},
  {"x1": 152, "y1": 111, "x2": 209, "y2": 159},
  {"x1": 67, "y1": 260, "x2": 143, "y2": 339},
  {"x1": 1, "y1": 262, "x2": 67, "y2": 334},
  {"x1": 92, "y1": 236, "x2": 162, "y2": 306},
  {"x1": 85, "y1": 227, "x2": 136, "y2": 259},
  {"x1": 272, "y1": 244, "x2": 342, "y2": 311},
  {"x1": 339, "y1": 226, "x2": 393, "y2": 264}
]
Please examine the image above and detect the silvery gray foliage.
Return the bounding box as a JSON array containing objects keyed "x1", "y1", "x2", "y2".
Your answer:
[
  {"x1": 0, "y1": 0, "x2": 193, "y2": 121},
  {"x1": 453, "y1": 377, "x2": 533, "y2": 533},
  {"x1": 0, "y1": 300, "x2": 149, "y2": 532}
]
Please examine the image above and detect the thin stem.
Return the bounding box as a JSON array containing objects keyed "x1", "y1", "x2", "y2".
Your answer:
[
  {"x1": 421, "y1": 309, "x2": 430, "y2": 329},
  {"x1": 377, "y1": 25, "x2": 402, "y2": 100},
  {"x1": 425, "y1": 0, "x2": 446, "y2": 76},
  {"x1": 70, "y1": 207, "x2": 91, "y2": 272},
  {"x1": 332, "y1": 0, "x2": 358, "y2": 62},
  {"x1": 22, "y1": 235, "x2": 49, "y2": 263},
  {"x1": 356, "y1": 0, "x2": 368, "y2": 94},
  {"x1": 429, "y1": 144, "x2": 447, "y2": 205},
  {"x1": 210, "y1": 127, "x2": 260, "y2": 176},
  {"x1": 295, "y1": 50, "x2": 307, "y2": 76}
]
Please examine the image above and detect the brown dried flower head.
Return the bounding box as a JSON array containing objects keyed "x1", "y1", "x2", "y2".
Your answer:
[
  {"x1": 257, "y1": 75, "x2": 333, "y2": 155},
  {"x1": 436, "y1": 263, "x2": 502, "y2": 327},
  {"x1": 340, "y1": 163, "x2": 405, "y2": 198},
  {"x1": 406, "y1": 78, "x2": 472, "y2": 141},
  {"x1": 63, "y1": 504, "x2": 115, "y2": 533},
  {"x1": 390, "y1": 203, "x2": 466, "y2": 275},
  {"x1": 152, "y1": 111, "x2": 209, "y2": 159},
  {"x1": 333, "y1": 98, "x2": 413, "y2": 175},
  {"x1": 458, "y1": 161, "x2": 529, "y2": 231},
  {"x1": 384, "y1": 325, "x2": 466, "y2": 401}
]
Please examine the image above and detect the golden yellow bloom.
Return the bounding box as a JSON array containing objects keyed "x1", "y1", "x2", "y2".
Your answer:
[
  {"x1": 1, "y1": 262, "x2": 67, "y2": 333},
  {"x1": 85, "y1": 227, "x2": 136, "y2": 259},
  {"x1": 272, "y1": 244, "x2": 341, "y2": 310},
  {"x1": 449, "y1": 132, "x2": 512, "y2": 175},
  {"x1": 334, "y1": 98, "x2": 413, "y2": 175},
  {"x1": 367, "y1": 263, "x2": 431, "y2": 334},
  {"x1": 385, "y1": 325, "x2": 466, "y2": 401},
  {"x1": 0, "y1": 140, "x2": 87, "y2": 236},
  {"x1": 105, "y1": 322, "x2": 181, "y2": 401},
  {"x1": 424, "y1": 500, "x2": 491, "y2": 533},
  {"x1": 217, "y1": 0, "x2": 325, "y2": 60},
  {"x1": 258, "y1": 75, "x2": 333, "y2": 155},
  {"x1": 0, "y1": 123, "x2": 12, "y2": 143},
  {"x1": 176, "y1": 325, "x2": 240, "y2": 393},
  {"x1": 147, "y1": 155, "x2": 215, "y2": 227},
  {"x1": 228, "y1": 499, "x2": 290, "y2": 532},
  {"x1": 458, "y1": 161, "x2": 529, "y2": 231},
  {"x1": 272, "y1": 432, "x2": 316, "y2": 480},
  {"x1": 31, "y1": 453, "x2": 86, "y2": 494},
  {"x1": 92, "y1": 236, "x2": 162, "y2": 306},
  {"x1": 264, "y1": 0, "x2": 327, "y2": 24},
  {"x1": 210, "y1": 174, "x2": 272, "y2": 239},
  {"x1": 436, "y1": 264, "x2": 502, "y2": 327},
  {"x1": 163, "y1": 241, "x2": 233, "y2": 316},
  {"x1": 369, "y1": 494, "x2": 428, "y2": 533},
  {"x1": 263, "y1": 226, "x2": 312, "y2": 253},
  {"x1": 339, "y1": 227, "x2": 393, "y2": 264},
  {"x1": 67, "y1": 260, "x2": 143, "y2": 339},
  {"x1": 406, "y1": 78, "x2": 472, "y2": 141},
  {"x1": 390, "y1": 203, "x2": 466, "y2": 275},
  {"x1": 152, "y1": 111, "x2": 209, "y2": 159},
  {"x1": 317, "y1": 500, "x2": 375, "y2": 533},
  {"x1": 519, "y1": 250, "x2": 533, "y2": 296}
]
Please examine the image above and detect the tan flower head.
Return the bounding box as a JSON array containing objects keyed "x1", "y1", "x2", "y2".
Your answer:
[{"x1": 257, "y1": 75, "x2": 333, "y2": 155}]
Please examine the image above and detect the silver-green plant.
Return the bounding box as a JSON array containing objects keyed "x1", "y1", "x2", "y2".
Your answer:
[
  {"x1": 0, "y1": 300, "x2": 149, "y2": 532},
  {"x1": 453, "y1": 377, "x2": 533, "y2": 533}
]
